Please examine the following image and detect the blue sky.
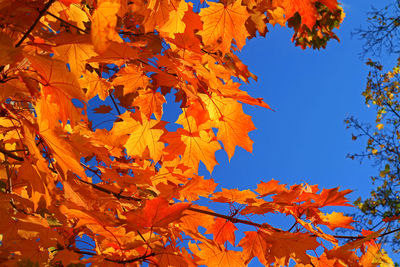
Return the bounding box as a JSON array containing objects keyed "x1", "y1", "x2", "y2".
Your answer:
[{"x1": 195, "y1": 0, "x2": 399, "y2": 263}]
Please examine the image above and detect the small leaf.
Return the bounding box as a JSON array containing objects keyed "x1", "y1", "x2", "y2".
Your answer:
[{"x1": 93, "y1": 105, "x2": 112, "y2": 114}]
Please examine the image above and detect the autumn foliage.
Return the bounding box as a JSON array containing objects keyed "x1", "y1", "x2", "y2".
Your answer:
[{"x1": 0, "y1": 0, "x2": 393, "y2": 266}]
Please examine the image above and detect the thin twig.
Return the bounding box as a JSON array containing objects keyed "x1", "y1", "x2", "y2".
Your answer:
[
  {"x1": 0, "y1": 147, "x2": 23, "y2": 161},
  {"x1": 70, "y1": 248, "x2": 155, "y2": 264},
  {"x1": 187, "y1": 206, "x2": 280, "y2": 231},
  {"x1": 46, "y1": 11, "x2": 89, "y2": 34},
  {"x1": 74, "y1": 177, "x2": 141, "y2": 202},
  {"x1": 109, "y1": 91, "x2": 122, "y2": 116}
]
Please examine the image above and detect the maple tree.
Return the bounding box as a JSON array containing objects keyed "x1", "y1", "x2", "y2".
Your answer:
[{"x1": 0, "y1": 0, "x2": 394, "y2": 266}]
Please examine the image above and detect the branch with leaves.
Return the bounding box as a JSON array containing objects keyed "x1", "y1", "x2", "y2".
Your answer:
[{"x1": 0, "y1": 0, "x2": 394, "y2": 266}]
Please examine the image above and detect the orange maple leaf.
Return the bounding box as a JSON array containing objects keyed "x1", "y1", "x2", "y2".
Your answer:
[
  {"x1": 189, "y1": 242, "x2": 245, "y2": 267},
  {"x1": 112, "y1": 65, "x2": 150, "y2": 95},
  {"x1": 199, "y1": 0, "x2": 250, "y2": 53},
  {"x1": 200, "y1": 94, "x2": 256, "y2": 159},
  {"x1": 205, "y1": 218, "x2": 238, "y2": 245},
  {"x1": 125, "y1": 197, "x2": 190, "y2": 228},
  {"x1": 279, "y1": 0, "x2": 339, "y2": 29},
  {"x1": 91, "y1": 0, "x2": 122, "y2": 53},
  {"x1": 111, "y1": 111, "x2": 166, "y2": 162}
]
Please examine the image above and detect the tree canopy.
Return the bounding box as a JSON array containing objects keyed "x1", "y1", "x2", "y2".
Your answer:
[{"x1": 0, "y1": 0, "x2": 394, "y2": 266}]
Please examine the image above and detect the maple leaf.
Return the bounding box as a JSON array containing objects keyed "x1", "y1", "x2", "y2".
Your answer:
[
  {"x1": 26, "y1": 54, "x2": 85, "y2": 101},
  {"x1": 178, "y1": 176, "x2": 217, "y2": 201},
  {"x1": 316, "y1": 187, "x2": 353, "y2": 207},
  {"x1": 112, "y1": 65, "x2": 150, "y2": 95},
  {"x1": 93, "y1": 105, "x2": 113, "y2": 114},
  {"x1": 212, "y1": 188, "x2": 257, "y2": 204},
  {"x1": 278, "y1": 0, "x2": 339, "y2": 29},
  {"x1": 159, "y1": 0, "x2": 189, "y2": 38},
  {"x1": 179, "y1": 206, "x2": 215, "y2": 234},
  {"x1": 79, "y1": 71, "x2": 112, "y2": 101},
  {"x1": 214, "y1": 80, "x2": 271, "y2": 109},
  {"x1": 154, "y1": 245, "x2": 192, "y2": 267},
  {"x1": 205, "y1": 218, "x2": 238, "y2": 245},
  {"x1": 199, "y1": 0, "x2": 250, "y2": 53},
  {"x1": 189, "y1": 242, "x2": 245, "y2": 267},
  {"x1": 255, "y1": 179, "x2": 286, "y2": 197},
  {"x1": 34, "y1": 97, "x2": 86, "y2": 179},
  {"x1": 17, "y1": 161, "x2": 52, "y2": 211},
  {"x1": 247, "y1": 11, "x2": 268, "y2": 38},
  {"x1": 360, "y1": 245, "x2": 394, "y2": 267},
  {"x1": 111, "y1": 111, "x2": 166, "y2": 162},
  {"x1": 317, "y1": 211, "x2": 355, "y2": 231},
  {"x1": 132, "y1": 89, "x2": 166, "y2": 120},
  {"x1": 87, "y1": 42, "x2": 139, "y2": 65},
  {"x1": 53, "y1": 35, "x2": 98, "y2": 76},
  {"x1": 200, "y1": 94, "x2": 256, "y2": 159},
  {"x1": 139, "y1": 0, "x2": 178, "y2": 32},
  {"x1": 178, "y1": 128, "x2": 222, "y2": 173},
  {"x1": 125, "y1": 197, "x2": 190, "y2": 228},
  {"x1": 239, "y1": 231, "x2": 271, "y2": 265},
  {"x1": 267, "y1": 7, "x2": 286, "y2": 27},
  {"x1": 325, "y1": 230, "x2": 384, "y2": 266},
  {"x1": 0, "y1": 32, "x2": 21, "y2": 66},
  {"x1": 91, "y1": 0, "x2": 123, "y2": 53},
  {"x1": 260, "y1": 229, "x2": 319, "y2": 265}
]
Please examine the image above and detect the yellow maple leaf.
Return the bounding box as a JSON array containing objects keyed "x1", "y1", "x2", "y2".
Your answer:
[
  {"x1": 201, "y1": 94, "x2": 256, "y2": 159},
  {"x1": 112, "y1": 111, "x2": 166, "y2": 162},
  {"x1": 91, "y1": 0, "x2": 122, "y2": 53},
  {"x1": 160, "y1": 0, "x2": 188, "y2": 38}
]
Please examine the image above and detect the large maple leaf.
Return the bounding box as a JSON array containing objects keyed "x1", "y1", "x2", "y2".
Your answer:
[
  {"x1": 125, "y1": 197, "x2": 190, "y2": 228},
  {"x1": 112, "y1": 65, "x2": 150, "y2": 95},
  {"x1": 205, "y1": 218, "x2": 238, "y2": 245},
  {"x1": 53, "y1": 35, "x2": 98, "y2": 76},
  {"x1": 278, "y1": 0, "x2": 339, "y2": 29},
  {"x1": 189, "y1": 242, "x2": 245, "y2": 267},
  {"x1": 199, "y1": 0, "x2": 250, "y2": 53},
  {"x1": 111, "y1": 111, "x2": 166, "y2": 162},
  {"x1": 200, "y1": 94, "x2": 256, "y2": 159},
  {"x1": 180, "y1": 129, "x2": 222, "y2": 173},
  {"x1": 91, "y1": 0, "x2": 122, "y2": 53}
]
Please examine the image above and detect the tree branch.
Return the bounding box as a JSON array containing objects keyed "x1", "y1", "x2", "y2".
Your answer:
[
  {"x1": 6, "y1": 138, "x2": 399, "y2": 244},
  {"x1": 15, "y1": 0, "x2": 56, "y2": 47},
  {"x1": 74, "y1": 175, "x2": 141, "y2": 202},
  {"x1": 187, "y1": 206, "x2": 275, "y2": 230},
  {"x1": 109, "y1": 91, "x2": 122, "y2": 116},
  {"x1": 71, "y1": 178, "x2": 400, "y2": 241},
  {"x1": 0, "y1": 147, "x2": 23, "y2": 161},
  {"x1": 69, "y1": 248, "x2": 155, "y2": 264},
  {"x1": 46, "y1": 11, "x2": 88, "y2": 34}
]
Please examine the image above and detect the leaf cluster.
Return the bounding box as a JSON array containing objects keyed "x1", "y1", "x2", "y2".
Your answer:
[{"x1": 0, "y1": 0, "x2": 393, "y2": 266}]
